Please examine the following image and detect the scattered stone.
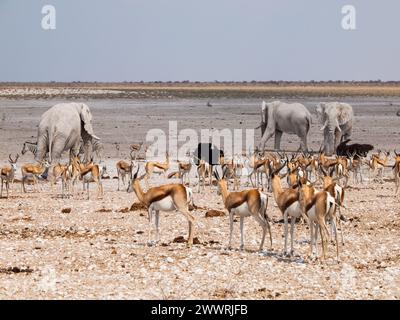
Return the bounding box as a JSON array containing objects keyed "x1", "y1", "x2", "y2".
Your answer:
[
  {"x1": 205, "y1": 209, "x2": 225, "y2": 217},
  {"x1": 130, "y1": 202, "x2": 147, "y2": 211},
  {"x1": 173, "y1": 236, "x2": 186, "y2": 243},
  {"x1": 0, "y1": 266, "x2": 34, "y2": 274},
  {"x1": 61, "y1": 208, "x2": 72, "y2": 214}
]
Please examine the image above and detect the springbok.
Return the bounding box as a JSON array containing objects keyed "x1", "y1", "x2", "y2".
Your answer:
[
  {"x1": 335, "y1": 156, "x2": 350, "y2": 187},
  {"x1": 319, "y1": 152, "x2": 337, "y2": 171},
  {"x1": 368, "y1": 151, "x2": 390, "y2": 182},
  {"x1": 320, "y1": 166, "x2": 346, "y2": 246},
  {"x1": 221, "y1": 159, "x2": 239, "y2": 190},
  {"x1": 116, "y1": 151, "x2": 136, "y2": 191},
  {"x1": 50, "y1": 163, "x2": 70, "y2": 198},
  {"x1": 196, "y1": 159, "x2": 212, "y2": 193},
  {"x1": 127, "y1": 166, "x2": 196, "y2": 246},
  {"x1": 248, "y1": 152, "x2": 269, "y2": 190},
  {"x1": 144, "y1": 152, "x2": 170, "y2": 187},
  {"x1": 347, "y1": 152, "x2": 364, "y2": 184},
  {"x1": 298, "y1": 181, "x2": 337, "y2": 260},
  {"x1": 0, "y1": 154, "x2": 19, "y2": 198},
  {"x1": 68, "y1": 155, "x2": 82, "y2": 194},
  {"x1": 21, "y1": 160, "x2": 50, "y2": 193},
  {"x1": 393, "y1": 150, "x2": 400, "y2": 196},
  {"x1": 130, "y1": 142, "x2": 143, "y2": 159},
  {"x1": 214, "y1": 167, "x2": 272, "y2": 251},
  {"x1": 80, "y1": 161, "x2": 104, "y2": 199},
  {"x1": 270, "y1": 162, "x2": 307, "y2": 256},
  {"x1": 178, "y1": 160, "x2": 192, "y2": 186}
]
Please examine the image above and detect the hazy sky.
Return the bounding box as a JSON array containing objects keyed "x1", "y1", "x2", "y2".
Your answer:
[{"x1": 1, "y1": 0, "x2": 399, "y2": 81}]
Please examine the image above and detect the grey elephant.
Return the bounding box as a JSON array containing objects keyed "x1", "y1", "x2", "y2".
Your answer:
[
  {"x1": 35, "y1": 103, "x2": 100, "y2": 164},
  {"x1": 258, "y1": 101, "x2": 312, "y2": 151},
  {"x1": 316, "y1": 102, "x2": 353, "y2": 155}
]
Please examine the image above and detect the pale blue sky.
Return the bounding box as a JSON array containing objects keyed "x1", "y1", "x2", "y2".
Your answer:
[{"x1": 0, "y1": 0, "x2": 399, "y2": 81}]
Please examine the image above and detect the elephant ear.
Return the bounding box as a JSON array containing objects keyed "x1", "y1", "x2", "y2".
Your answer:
[
  {"x1": 80, "y1": 104, "x2": 100, "y2": 140},
  {"x1": 315, "y1": 103, "x2": 326, "y2": 123},
  {"x1": 336, "y1": 103, "x2": 353, "y2": 125}
]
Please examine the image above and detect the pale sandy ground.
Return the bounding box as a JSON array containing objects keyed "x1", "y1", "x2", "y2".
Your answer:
[{"x1": 0, "y1": 96, "x2": 399, "y2": 299}]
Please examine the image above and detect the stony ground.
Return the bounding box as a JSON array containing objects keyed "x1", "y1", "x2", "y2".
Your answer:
[{"x1": 0, "y1": 166, "x2": 399, "y2": 300}]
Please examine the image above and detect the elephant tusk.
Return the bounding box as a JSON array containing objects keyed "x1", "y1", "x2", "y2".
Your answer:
[
  {"x1": 320, "y1": 120, "x2": 328, "y2": 131},
  {"x1": 336, "y1": 125, "x2": 342, "y2": 132},
  {"x1": 92, "y1": 134, "x2": 100, "y2": 140}
]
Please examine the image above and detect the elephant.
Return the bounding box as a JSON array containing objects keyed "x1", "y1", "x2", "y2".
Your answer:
[
  {"x1": 258, "y1": 101, "x2": 312, "y2": 152},
  {"x1": 316, "y1": 102, "x2": 354, "y2": 156},
  {"x1": 35, "y1": 103, "x2": 100, "y2": 164}
]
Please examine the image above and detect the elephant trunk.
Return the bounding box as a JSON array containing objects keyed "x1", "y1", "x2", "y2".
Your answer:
[
  {"x1": 260, "y1": 106, "x2": 268, "y2": 136},
  {"x1": 325, "y1": 128, "x2": 335, "y2": 155},
  {"x1": 324, "y1": 118, "x2": 340, "y2": 155}
]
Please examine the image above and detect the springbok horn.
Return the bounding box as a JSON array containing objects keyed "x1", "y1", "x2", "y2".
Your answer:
[
  {"x1": 320, "y1": 166, "x2": 328, "y2": 177},
  {"x1": 213, "y1": 169, "x2": 220, "y2": 181},
  {"x1": 133, "y1": 165, "x2": 140, "y2": 179},
  {"x1": 272, "y1": 161, "x2": 287, "y2": 176}
]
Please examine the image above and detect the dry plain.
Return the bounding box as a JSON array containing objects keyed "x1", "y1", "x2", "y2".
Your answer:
[{"x1": 0, "y1": 85, "x2": 399, "y2": 299}]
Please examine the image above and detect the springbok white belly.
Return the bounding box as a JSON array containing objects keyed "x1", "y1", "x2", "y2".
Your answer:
[
  {"x1": 150, "y1": 196, "x2": 176, "y2": 211},
  {"x1": 307, "y1": 205, "x2": 317, "y2": 222},
  {"x1": 306, "y1": 192, "x2": 336, "y2": 222},
  {"x1": 23, "y1": 172, "x2": 38, "y2": 179},
  {"x1": 231, "y1": 202, "x2": 252, "y2": 217},
  {"x1": 284, "y1": 201, "x2": 302, "y2": 218}
]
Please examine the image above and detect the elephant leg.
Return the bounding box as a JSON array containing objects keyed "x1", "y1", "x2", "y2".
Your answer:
[
  {"x1": 274, "y1": 130, "x2": 283, "y2": 150},
  {"x1": 334, "y1": 129, "x2": 342, "y2": 152},
  {"x1": 300, "y1": 133, "x2": 308, "y2": 152},
  {"x1": 259, "y1": 129, "x2": 275, "y2": 151},
  {"x1": 50, "y1": 138, "x2": 66, "y2": 165},
  {"x1": 35, "y1": 134, "x2": 48, "y2": 163}
]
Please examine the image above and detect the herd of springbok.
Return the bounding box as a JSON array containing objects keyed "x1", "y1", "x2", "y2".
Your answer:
[{"x1": 1, "y1": 144, "x2": 400, "y2": 261}]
